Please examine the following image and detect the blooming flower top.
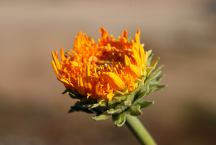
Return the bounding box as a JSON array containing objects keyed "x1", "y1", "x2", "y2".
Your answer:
[{"x1": 52, "y1": 28, "x2": 149, "y2": 101}]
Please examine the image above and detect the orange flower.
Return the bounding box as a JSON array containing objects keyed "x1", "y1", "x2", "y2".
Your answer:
[{"x1": 52, "y1": 27, "x2": 148, "y2": 100}]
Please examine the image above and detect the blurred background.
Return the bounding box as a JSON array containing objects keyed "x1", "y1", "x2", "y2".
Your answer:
[{"x1": 0, "y1": 0, "x2": 216, "y2": 145}]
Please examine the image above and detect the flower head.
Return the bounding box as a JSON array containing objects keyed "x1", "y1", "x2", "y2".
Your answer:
[
  {"x1": 51, "y1": 27, "x2": 164, "y2": 126},
  {"x1": 52, "y1": 28, "x2": 148, "y2": 100}
]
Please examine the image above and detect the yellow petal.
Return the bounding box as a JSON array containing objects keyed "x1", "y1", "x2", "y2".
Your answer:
[
  {"x1": 139, "y1": 45, "x2": 145, "y2": 64},
  {"x1": 86, "y1": 63, "x2": 91, "y2": 77},
  {"x1": 128, "y1": 64, "x2": 141, "y2": 77},
  {"x1": 103, "y1": 72, "x2": 125, "y2": 90},
  {"x1": 135, "y1": 29, "x2": 141, "y2": 42},
  {"x1": 132, "y1": 46, "x2": 141, "y2": 66},
  {"x1": 124, "y1": 55, "x2": 131, "y2": 66},
  {"x1": 60, "y1": 78, "x2": 70, "y2": 86},
  {"x1": 78, "y1": 76, "x2": 84, "y2": 87},
  {"x1": 107, "y1": 92, "x2": 114, "y2": 101},
  {"x1": 51, "y1": 60, "x2": 59, "y2": 75},
  {"x1": 60, "y1": 48, "x2": 66, "y2": 61},
  {"x1": 51, "y1": 51, "x2": 61, "y2": 69}
]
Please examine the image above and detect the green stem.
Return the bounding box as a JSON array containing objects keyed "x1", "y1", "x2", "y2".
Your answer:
[{"x1": 126, "y1": 115, "x2": 157, "y2": 145}]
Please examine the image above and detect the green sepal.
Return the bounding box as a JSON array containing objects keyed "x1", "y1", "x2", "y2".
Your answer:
[
  {"x1": 106, "y1": 105, "x2": 128, "y2": 115},
  {"x1": 92, "y1": 114, "x2": 109, "y2": 121},
  {"x1": 108, "y1": 95, "x2": 127, "y2": 106},
  {"x1": 90, "y1": 100, "x2": 107, "y2": 108},
  {"x1": 129, "y1": 105, "x2": 142, "y2": 116},
  {"x1": 134, "y1": 99, "x2": 154, "y2": 109},
  {"x1": 112, "y1": 112, "x2": 126, "y2": 127}
]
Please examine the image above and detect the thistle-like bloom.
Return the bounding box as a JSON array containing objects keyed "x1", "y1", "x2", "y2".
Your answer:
[
  {"x1": 52, "y1": 27, "x2": 163, "y2": 127},
  {"x1": 52, "y1": 28, "x2": 148, "y2": 100}
]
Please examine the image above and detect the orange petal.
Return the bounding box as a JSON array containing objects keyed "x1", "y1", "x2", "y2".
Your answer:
[
  {"x1": 100, "y1": 27, "x2": 109, "y2": 39},
  {"x1": 121, "y1": 30, "x2": 128, "y2": 38}
]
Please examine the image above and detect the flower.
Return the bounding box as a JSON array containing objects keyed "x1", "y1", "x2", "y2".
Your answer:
[
  {"x1": 51, "y1": 27, "x2": 164, "y2": 126},
  {"x1": 52, "y1": 27, "x2": 149, "y2": 100}
]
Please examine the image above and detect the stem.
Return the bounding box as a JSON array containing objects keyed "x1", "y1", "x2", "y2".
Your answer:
[{"x1": 126, "y1": 115, "x2": 157, "y2": 145}]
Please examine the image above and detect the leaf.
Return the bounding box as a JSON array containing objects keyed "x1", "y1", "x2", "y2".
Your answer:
[
  {"x1": 90, "y1": 100, "x2": 107, "y2": 108},
  {"x1": 90, "y1": 103, "x2": 100, "y2": 108},
  {"x1": 108, "y1": 95, "x2": 127, "y2": 106},
  {"x1": 92, "y1": 114, "x2": 109, "y2": 121},
  {"x1": 148, "y1": 84, "x2": 165, "y2": 94},
  {"x1": 146, "y1": 50, "x2": 153, "y2": 66},
  {"x1": 112, "y1": 113, "x2": 126, "y2": 127},
  {"x1": 129, "y1": 105, "x2": 142, "y2": 116},
  {"x1": 107, "y1": 108, "x2": 121, "y2": 114},
  {"x1": 124, "y1": 94, "x2": 134, "y2": 106},
  {"x1": 147, "y1": 65, "x2": 163, "y2": 82},
  {"x1": 134, "y1": 88, "x2": 147, "y2": 100},
  {"x1": 135, "y1": 99, "x2": 154, "y2": 108},
  {"x1": 107, "y1": 105, "x2": 128, "y2": 114}
]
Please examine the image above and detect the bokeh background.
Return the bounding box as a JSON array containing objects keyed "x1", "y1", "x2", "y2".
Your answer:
[{"x1": 0, "y1": 0, "x2": 216, "y2": 145}]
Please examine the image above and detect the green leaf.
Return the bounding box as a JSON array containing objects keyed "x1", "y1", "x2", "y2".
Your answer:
[
  {"x1": 124, "y1": 94, "x2": 134, "y2": 106},
  {"x1": 146, "y1": 50, "x2": 153, "y2": 66},
  {"x1": 129, "y1": 105, "x2": 142, "y2": 116},
  {"x1": 148, "y1": 84, "x2": 165, "y2": 94},
  {"x1": 90, "y1": 100, "x2": 107, "y2": 108},
  {"x1": 107, "y1": 108, "x2": 122, "y2": 114},
  {"x1": 90, "y1": 103, "x2": 100, "y2": 108},
  {"x1": 136, "y1": 99, "x2": 154, "y2": 108},
  {"x1": 112, "y1": 113, "x2": 126, "y2": 127},
  {"x1": 108, "y1": 95, "x2": 127, "y2": 106},
  {"x1": 107, "y1": 105, "x2": 128, "y2": 114},
  {"x1": 92, "y1": 114, "x2": 109, "y2": 121},
  {"x1": 134, "y1": 88, "x2": 147, "y2": 100},
  {"x1": 147, "y1": 66, "x2": 163, "y2": 82}
]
